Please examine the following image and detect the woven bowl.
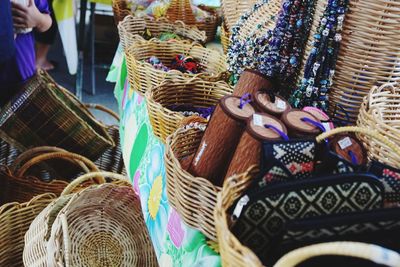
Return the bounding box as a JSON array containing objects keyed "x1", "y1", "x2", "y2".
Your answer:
[
  {"x1": 146, "y1": 77, "x2": 233, "y2": 142},
  {"x1": 118, "y1": 15, "x2": 207, "y2": 51},
  {"x1": 125, "y1": 38, "x2": 228, "y2": 95},
  {"x1": 357, "y1": 83, "x2": 400, "y2": 168},
  {"x1": 165, "y1": 124, "x2": 221, "y2": 240}
]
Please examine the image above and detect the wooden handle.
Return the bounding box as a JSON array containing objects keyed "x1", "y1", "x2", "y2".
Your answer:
[
  {"x1": 15, "y1": 152, "x2": 100, "y2": 178},
  {"x1": 273, "y1": 242, "x2": 400, "y2": 267},
  {"x1": 61, "y1": 171, "x2": 128, "y2": 196},
  {"x1": 316, "y1": 126, "x2": 400, "y2": 159},
  {"x1": 84, "y1": 103, "x2": 120, "y2": 122}
]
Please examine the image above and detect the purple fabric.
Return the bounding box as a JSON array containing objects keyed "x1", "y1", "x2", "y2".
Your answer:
[{"x1": 1, "y1": 0, "x2": 49, "y2": 85}]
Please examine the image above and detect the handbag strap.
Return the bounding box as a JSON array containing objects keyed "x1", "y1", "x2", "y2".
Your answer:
[{"x1": 274, "y1": 241, "x2": 400, "y2": 267}]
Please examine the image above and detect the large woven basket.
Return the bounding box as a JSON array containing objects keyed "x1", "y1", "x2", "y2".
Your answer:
[
  {"x1": 23, "y1": 172, "x2": 158, "y2": 267},
  {"x1": 0, "y1": 71, "x2": 115, "y2": 161},
  {"x1": 214, "y1": 127, "x2": 400, "y2": 267},
  {"x1": 221, "y1": 0, "x2": 258, "y2": 31},
  {"x1": 327, "y1": 0, "x2": 400, "y2": 123},
  {"x1": 118, "y1": 14, "x2": 207, "y2": 51},
  {"x1": 165, "y1": 124, "x2": 220, "y2": 240},
  {"x1": 166, "y1": 0, "x2": 219, "y2": 42},
  {"x1": 146, "y1": 77, "x2": 233, "y2": 142},
  {"x1": 0, "y1": 193, "x2": 56, "y2": 267},
  {"x1": 125, "y1": 38, "x2": 227, "y2": 95},
  {"x1": 357, "y1": 83, "x2": 400, "y2": 168}
]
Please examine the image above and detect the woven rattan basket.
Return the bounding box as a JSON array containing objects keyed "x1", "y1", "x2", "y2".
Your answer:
[
  {"x1": 166, "y1": 0, "x2": 219, "y2": 42},
  {"x1": 0, "y1": 193, "x2": 55, "y2": 267},
  {"x1": 146, "y1": 77, "x2": 232, "y2": 142},
  {"x1": 214, "y1": 126, "x2": 400, "y2": 267},
  {"x1": 23, "y1": 172, "x2": 157, "y2": 267},
  {"x1": 274, "y1": 242, "x2": 400, "y2": 267},
  {"x1": 357, "y1": 83, "x2": 400, "y2": 168},
  {"x1": 125, "y1": 38, "x2": 227, "y2": 95},
  {"x1": 165, "y1": 124, "x2": 221, "y2": 240},
  {"x1": 0, "y1": 71, "x2": 115, "y2": 161},
  {"x1": 118, "y1": 14, "x2": 207, "y2": 51},
  {"x1": 221, "y1": 0, "x2": 258, "y2": 31},
  {"x1": 221, "y1": 22, "x2": 230, "y2": 54},
  {"x1": 326, "y1": 0, "x2": 400, "y2": 123}
]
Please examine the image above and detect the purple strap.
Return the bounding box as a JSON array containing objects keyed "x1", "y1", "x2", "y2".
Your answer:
[
  {"x1": 301, "y1": 117, "x2": 326, "y2": 133},
  {"x1": 264, "y1": 124, "x2": 290, "y2": 141},
  {"x1": 238, "y1": 93, "x2": 253, "y2": 109},
  {"x1": 348, "y1": 150, "x2": 358, "y2": 165}
]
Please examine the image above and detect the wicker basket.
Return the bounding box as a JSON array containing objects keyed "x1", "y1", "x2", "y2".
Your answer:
[
  {"x1": 84, "y1": 104, "x2": 126, "y2": 175},
  {"x1": 23, "y1": 172, "x2": 158, "y2": 267},
  {"x1": 357, "y1": 83, "x2": 400, "y2": 168},
  {"x1": 214, "y1": 126, "x2": 400, "y2": 267},
  {"x1": 166, "y1": 0, "x2": 219, "y2": 42},
  {"x1": 326, "y1": 0, "x2": 400, "y2": 123},
  {"x1": 112, "y1": 0, "x2": 131, "y2": 24},
  {"x1": 0, "y1": 193, "x2": 56, "y2": 267},
  {"x1": 221, "y1": 22, "x2": 230, "y2": 54},
  {"x1": 125, "y1": 38, "x2": 228, "y2": 95},
  {"x1": 0, "y1": 148, "x2": 102, "y2": 205},
  {"x1": 146, "y1": 77, "x2": 232, "y2": 142},
  {"x1": 221, "y1": 0, "x2": 258, "y2": 31},
  {"x1": 274, "y1": 242, "x2": 400, "y2": 267},
  {"x1": 165, "y1": 124, "x2": 220, "y2": 240},
  {"x1": 0, "y1": 70, "x2": 115, "y2": 161},
  {"x1": 118, "y1": 14, "x2": 207, "y2": 51}
]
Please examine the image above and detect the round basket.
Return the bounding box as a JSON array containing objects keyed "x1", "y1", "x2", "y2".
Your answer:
[
  {"x1": 357, "y1": 83, "x2": 400, "y2": 168},
  {"x1": 221, "y1": 22, "x2": 230, "y2": 54},
  {"x1": 165, "y1": 124, "x2": 220, "y2": 240},
  {"x1": 146, "y1": 76, "x2": 233, "y2": 142},
  {"x1": 166, "y1": 0, "x2": 219, "y2": 42},
  {"x1": 23, "y1": 172, "x2": 157, "y2": 267},
  {"x1": 118, "y1": 14, "x2": 207, "y2": 51},
  {"x1": 327, "y1": 0, "x2": 400, "y2": 123},
  {"x1": 0, "y1": 193, "x2": 55, "y2": 267},
  {"x1": 221, "y1": 0, "x2": 258, "y2": 31},
  {"x1": 214, "y1": 126, "x2": 400, "y2": 267},
  {"x1": 125, "y1": 38, "x2": 228, "y2": 95}
]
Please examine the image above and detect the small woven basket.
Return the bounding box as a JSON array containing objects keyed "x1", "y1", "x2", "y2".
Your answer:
[
  {"x1": 165, "y1": 124, "x2": 220, "y2": 240},
  {"x1": 166, "y1": 0, "x2": 219, "y2": 42},
  {"x1": 0, "y1": 193, "x2": 56, "y2": 267},
  {"x1": 146, "y1": 77, "x2": 233, "y2": 142},
  {"x1": 0, "y1": 71, "x2": 115, "y2": 161},
  {"x1": 221, "y1": 22, "x2": 230, "y2": 54},
  {"x1": 23, "y1": 172, "x2": 157, "y2": 267},
  {"x1": 221, "y1": 0, "x2": 258, "y2": 31},
  {"x1": 274, "y1": 242, "x2": 400, "y2": 267},
  {"x1": 118, "y1": 14, "x2": 207, "y2": 51},
  {"x1": 125, "y1": 38, "x2": 227, "y2": 95},
  {"x1": 357, "y1": 83, "x2": 400, "y2": 168},
  {"x1": 214, "y1": 126, "x2": 400, "y2": 267}
]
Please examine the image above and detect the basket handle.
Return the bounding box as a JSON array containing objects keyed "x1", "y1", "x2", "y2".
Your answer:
[
  {"x1": 273, "y1": 242, "x2": 400, "y2": 267},
  {"x1": 315, "y1": 126, "x2": 400, "y2": 159},
  {"x1": 368, "y1": 82, "x2": 397, "y2": 109},
  {"x1": 84, "y1": 103, "x2": 120, "y2": 123},
  {"x1": 61, "y1": 171, "x2": 128, "y2": 196},
  {"x1": 15, "y1": 152, "x2": 101, "y2": 178},
  {"x1": 61, "y1": 213, "x2": 72, "y2": 267}
]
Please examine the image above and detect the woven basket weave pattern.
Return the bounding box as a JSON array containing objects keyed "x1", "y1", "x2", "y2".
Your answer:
[{"x1": 221, "y1": 0, "x2": 258, "y2": 31}]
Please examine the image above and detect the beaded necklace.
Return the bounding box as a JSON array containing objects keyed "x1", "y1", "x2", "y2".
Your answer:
[{"x1": 290, "y1": 0, "x2": 349, "y2": 111}]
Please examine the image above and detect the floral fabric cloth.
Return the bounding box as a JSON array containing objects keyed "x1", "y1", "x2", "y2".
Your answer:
[{"x1": 112, "y1": 54, "x2": 221, "y2": 266}]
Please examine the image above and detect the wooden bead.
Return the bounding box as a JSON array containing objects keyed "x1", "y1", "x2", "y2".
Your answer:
[
  {"x1": 330, "y1": 135, "x2": 367, "y2": 166},
  {"x1": 281, "y1": 109, "x2": 322, "y2": 137},
  {"x1": 233, "y1": 69, "x2": 274, "y2": 97},
  {"x1": 224, "y1": 113, "x2": 287, "y2": 180},
  {"x1": 188, "y1": 96, "x2": 255, "y2": 186},
  {"x1": 255, "y1": 91, "x2": 291, "y2": 117}
]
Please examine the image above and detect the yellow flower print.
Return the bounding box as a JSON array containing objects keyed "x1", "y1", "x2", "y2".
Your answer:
[{"x1": 148, "y1": 175, "x2": 163, "y2": 219}]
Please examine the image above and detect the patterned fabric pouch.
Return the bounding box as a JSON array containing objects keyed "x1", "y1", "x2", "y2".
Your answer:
[
  {"x1": 368, "y1": 161, "x2": 400, "y2": 204},
  {"x1": 229, "y1": 173, "x2": 384, "y2": 265},
  {"x1": 258, "y1": 140, "x2": 316, "y2": 187}
]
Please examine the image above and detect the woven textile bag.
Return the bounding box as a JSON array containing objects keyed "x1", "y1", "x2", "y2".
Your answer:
[
  {"x1": 274, "y1": 242, "x2": 400, "y2": 267},
  {"x1": 118, "y1": 14, "x2": 207, "y2": 52},
  {"x1": 23, "y1": 172, "x2": 158, "y2": 267},
  {"x1": 0, "y1": 193, "x2": 56, "y2": 267},
  {"x1": 0, "y1": 147, "x2": 101, "y2": 205},
  {"x1": 0, "y1": 70, "x2": 114, "y2": 161}
]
